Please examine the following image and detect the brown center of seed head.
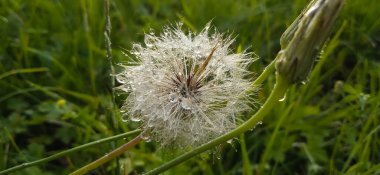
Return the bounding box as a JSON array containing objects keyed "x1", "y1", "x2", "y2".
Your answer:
[{"x1": 172, "y1": 44, "x2": 218, "y2": 99}]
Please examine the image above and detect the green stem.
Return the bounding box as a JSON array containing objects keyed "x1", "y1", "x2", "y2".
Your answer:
[
  {"x1": 145, "y1": 74, "x2": 290, "y2": 175},
  {"x1": 0, "y1": 129, "x2": 141, "y2": 175},
  {"x1": 251, "y1": 56, "x2": 278, "y2": 87},
  {"x1": 240, "y1": 133, "x2": 252, "y2": 175},
  {"x1": 70, "y1": 134, "x2": 143, "y2": 175}
]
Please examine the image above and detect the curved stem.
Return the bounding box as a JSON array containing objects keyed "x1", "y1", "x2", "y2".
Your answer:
[
  {"x1": 0, "y1": 129, "x2": 141, "y2": 175},
  {"x1": 251, "y1": 55, "x2": 279, "y2": 87},
  {"x1": 145, "y1": 74, "x2": 290, "y2": 175},
  {"x1": 70, "y1": 134, "x2": 143, "y2": 175}
]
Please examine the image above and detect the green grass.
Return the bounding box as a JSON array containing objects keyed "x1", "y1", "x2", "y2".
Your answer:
[{"x1": 1, "y1": 0, "x2": 379, "y2": 174}]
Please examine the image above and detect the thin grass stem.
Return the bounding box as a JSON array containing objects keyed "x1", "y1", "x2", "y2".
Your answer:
[
  {"x1": 0, "y1": 130, "x2": 141, "y2": 175},
  {"x1": 70, "y1": 134, "x2": 143, "y2": 175}
]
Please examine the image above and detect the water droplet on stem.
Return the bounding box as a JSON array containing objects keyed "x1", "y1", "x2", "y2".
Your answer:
[
  {"x1": 130, "y1": 116, "x2": 142, "y2": 122},
  {"x1": 279, "y1": 94, "x2": 287, "y2": 102},
  {"x1": 121, "y1": 114, "x2": 129, "y2": 122}
]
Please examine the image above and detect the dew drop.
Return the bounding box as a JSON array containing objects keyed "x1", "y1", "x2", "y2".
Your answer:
[
  {"x1": 253, "y1": 121, "x2": 263, "y2": 128},
  {"x1": 116, "y1": 77, "x2": 126, "y2": 84},
  {"x1": 132, "y1": 44, "x2": 143, "y2": 52},
  {"x1": 120, "y1": 86, "x2": 132, "y2": 92},
  {"x1": 144, "y1": 36, "x2": 154, "y2": 48},
  {"x1": 141, "y1": 132, "x2": 151, "y2": 142},
  {"x1": 170, "y1": 98, "x2": 177, "y2": 103},
  {"x1": 130, "y1": 115, "x2": 142, "y2": 122},
  {"x1": 144, "y1": 137, "x2": 152, "y2": 143},
  {"x1": 121, "y1": 113, "x2": 129, "y2": 122},
  {"x1": 279, "y1": 94, "x2": 286, "y2": 102},
  {"x1": 169, "y1": 94, "x2": 178, "y2": 103},
  {"x1": 120, "y1": 106, "x2": 127, "y2": 113},
  {"x1": 227, "y1": 139, "x2": 234, "y2": 144}
]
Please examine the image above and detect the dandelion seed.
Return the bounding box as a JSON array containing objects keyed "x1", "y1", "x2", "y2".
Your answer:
[{"x1": 116, "y1": 22, "x2": 256, "y2": 148}]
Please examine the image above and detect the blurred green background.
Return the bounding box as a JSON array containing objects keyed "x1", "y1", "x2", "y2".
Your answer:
[{"x1": 1, "y1": 0, "x2": 379, "y2": 174}]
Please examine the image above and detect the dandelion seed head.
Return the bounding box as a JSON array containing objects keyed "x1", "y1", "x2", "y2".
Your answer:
[{"x1": 117, "y1": 23, "x2": 256, "y2": 148}]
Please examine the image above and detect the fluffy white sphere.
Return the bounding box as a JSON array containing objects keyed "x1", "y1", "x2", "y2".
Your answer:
[{"x1": 117, "y1": 23, "x2": 255, "y2": 148}]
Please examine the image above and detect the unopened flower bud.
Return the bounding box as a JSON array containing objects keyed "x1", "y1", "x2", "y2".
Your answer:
[{"x1": 276, "y1": 0, "x2": 344, "y2": 83}]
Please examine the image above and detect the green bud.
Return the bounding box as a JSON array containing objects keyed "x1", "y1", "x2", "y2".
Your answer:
[{"x1": 276, "y1": 0, "x2": 344, "y2": 83}]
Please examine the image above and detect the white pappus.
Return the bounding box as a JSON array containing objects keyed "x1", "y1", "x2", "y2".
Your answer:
[{"x1": 116, "y1": 23, "x2": 257, "y2": 148}]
